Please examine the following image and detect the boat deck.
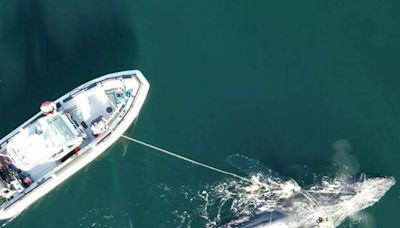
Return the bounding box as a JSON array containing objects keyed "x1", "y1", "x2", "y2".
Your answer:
[
  {"x1": 29, "y1": 79, "x2": 136, "y2": 180},
  {"x1": 62, "y1": 88, "x2": 117, "y2": 144}
]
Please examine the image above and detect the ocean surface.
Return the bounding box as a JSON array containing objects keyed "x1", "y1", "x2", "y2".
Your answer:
[{"x1": 0, "y1": 0, "x2": 399, "y2": 227}]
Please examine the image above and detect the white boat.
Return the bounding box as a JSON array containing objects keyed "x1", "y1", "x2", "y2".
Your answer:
[{"x1": 0, "y1": 70, "x2": 149, "y2": 219}]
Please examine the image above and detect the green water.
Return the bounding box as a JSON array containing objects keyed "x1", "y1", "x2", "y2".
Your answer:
[{"x1": 0, "y1": 0, "x2": 399, "y2": 227}]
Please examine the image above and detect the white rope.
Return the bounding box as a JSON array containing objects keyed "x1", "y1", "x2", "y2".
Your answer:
[
  {"x1": 121, "y1": 135, "x2": 322, "y2": 211},
  {"x1": 121, "y1": 135, "x2": 255, "y2": 184}
]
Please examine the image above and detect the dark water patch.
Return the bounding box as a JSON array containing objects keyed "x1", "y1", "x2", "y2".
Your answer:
[{"x1": 1, "y1": 0, "x2": 400, "y2": 227}]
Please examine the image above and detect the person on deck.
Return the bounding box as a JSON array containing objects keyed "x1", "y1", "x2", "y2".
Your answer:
[{"x1": 91, "y1": 117, "x2": 108, "y2": 136}]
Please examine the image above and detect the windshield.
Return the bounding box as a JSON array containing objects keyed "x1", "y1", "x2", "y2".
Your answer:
[{"x1": 39, "y1": 114, "x2": 78, "y2": 148}]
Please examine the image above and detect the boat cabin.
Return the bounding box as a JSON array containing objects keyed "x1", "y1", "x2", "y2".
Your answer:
[{"x1": 6, "y1": 113, "x2": 84, "y2": 171}]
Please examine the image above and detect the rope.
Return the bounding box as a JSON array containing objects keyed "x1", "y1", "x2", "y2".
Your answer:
[
  {"x1": 121, "y1": 135, "x2": 322, "y2": 210},
  {"x1": 121, "y1": 135, "x2": 255, "y2": 184},
  {"x1": 121, "y1": 134, "x2": 326, "y2": 223}
]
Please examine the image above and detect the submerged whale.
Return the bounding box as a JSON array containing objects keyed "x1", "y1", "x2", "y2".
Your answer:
[
  {"x1": 218, "y1": 174, "x2": 395, "y2": 228},
  {"x1": 212, "y1": 155, "x2": 396, "y2": 228}
]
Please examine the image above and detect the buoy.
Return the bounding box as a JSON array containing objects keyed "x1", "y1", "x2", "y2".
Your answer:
[{"x1": 40, "y1": 101, "x2": 56, "y2": 115}]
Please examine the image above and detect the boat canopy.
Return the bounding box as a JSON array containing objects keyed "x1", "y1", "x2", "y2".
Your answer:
[{"x1": 6, "y1": 114, "x2": 83, "y2": 170}]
